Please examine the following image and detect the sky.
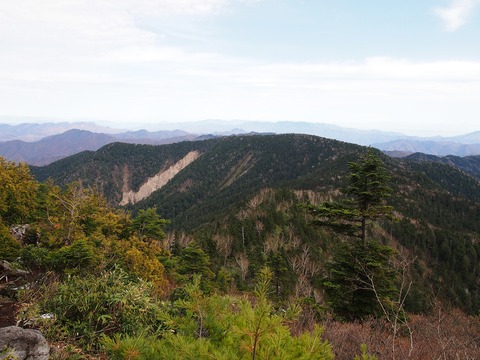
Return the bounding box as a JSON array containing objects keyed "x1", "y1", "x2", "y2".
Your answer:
[{"x1": 1, "y1": 0, "x2": 480, "y2": 136}]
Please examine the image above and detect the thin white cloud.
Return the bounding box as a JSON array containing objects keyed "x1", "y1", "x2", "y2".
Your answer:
[
  {"x1": 434, "y1": 0, "x2": 478, "y2": 31},
  {"x1": 0, "y1": 0, "x2": 265, "y2": 63},
  {"x1": 0, "y1": 1, "x2": 479, "y2": 136}
]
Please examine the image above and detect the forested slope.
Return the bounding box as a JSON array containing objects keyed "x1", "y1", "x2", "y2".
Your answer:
[{"x1": 30, "y1": 134, "x2": 480, "y2": 314}]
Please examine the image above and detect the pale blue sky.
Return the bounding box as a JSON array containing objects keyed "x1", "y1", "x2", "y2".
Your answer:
[{"x1": 1, "y1": 0, "x2": 479, "y2": 136}]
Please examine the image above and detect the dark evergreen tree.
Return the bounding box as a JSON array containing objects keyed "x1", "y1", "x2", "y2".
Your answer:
[
  {"x1": 323, "y1": 240, "x2": 397, "y2": 320},
  {"x1": 306, "y1": 149, "x2": 398, "y2": 319},
  {"x1": 306, "y1": 148, "x2": 394, "y2": 242},
  {"x1": 131, "y1": 207, "x2": 169, "y2": 241},
  {"x1": 177, "y1": 245, "x2": 215, "y2": 285}
]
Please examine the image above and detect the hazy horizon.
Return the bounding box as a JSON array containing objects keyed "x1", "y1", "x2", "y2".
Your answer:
[
  {"x1": 1, "y1": 1, "x2": 480, "y2": 137},
  {"x1": 1, "y1": 116, "x2": 479, "y2": 139}
]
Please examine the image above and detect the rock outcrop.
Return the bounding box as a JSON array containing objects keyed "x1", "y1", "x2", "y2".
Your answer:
[
  {"x1": 0, "y1": 326, "x2": 49, "y2": 360},
  {"x1": 120, "y1": 150, "x2": 201, "y2": 205}
]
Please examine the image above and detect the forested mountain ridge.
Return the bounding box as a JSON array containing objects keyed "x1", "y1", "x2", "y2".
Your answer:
[
  {"x1": 405, "y1": 152, "x2": 480, "y2": 180},
  {"x1": 31, "y1": 134, "x2": 480, "y2": 228},
  {"x1": 30, "y1": 133, "x2": 480, "y2": 315},
  {"x1": 31, "y1": 134, "x2": 364, "y2": 226},
  {"x1": 31, "y1": 138, "x2": 220, "y2": 205}
]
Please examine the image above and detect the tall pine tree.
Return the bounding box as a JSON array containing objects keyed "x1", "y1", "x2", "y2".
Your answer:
[{"x1": 306, "y1": 149, "x2": 397, "y2": 320}]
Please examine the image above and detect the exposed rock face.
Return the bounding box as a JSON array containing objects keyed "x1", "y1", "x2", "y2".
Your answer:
[
  {"x1": 10, "y1": 225, "x2": 30, "y2": 241},
  {"x1": 120, "y1": 150, "x2": 201, "y2": 205},
  {"x1": 0, "y1": 326, "x2": 49, "y2": 360}
]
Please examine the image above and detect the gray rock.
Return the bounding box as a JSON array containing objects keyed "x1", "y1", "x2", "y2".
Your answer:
[
  {"x1": 0, "y1": 326, "x2": 49, "y2": 360},
  {"x1": 10, "y1": 225, "x2": 30, "y2": 242}
]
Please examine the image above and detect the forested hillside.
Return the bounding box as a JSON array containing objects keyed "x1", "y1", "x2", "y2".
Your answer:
[
  {"x1": 405, "y1": 152, "x2": 480, "y2": 180},
  {"x1": 2, "y1": 134, "x2": 480, "y2": 358},
  {"x1": 32, "y1": 134, "x2": 364, "y2": 226},
  {"x1": 30, "y1": 134, "x2": 480, "y2": 314}
]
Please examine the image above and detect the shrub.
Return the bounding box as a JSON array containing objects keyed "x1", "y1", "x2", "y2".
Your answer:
[
  {"x1": 19, "y1": 244, "x2": 52, "y2": 270},
  {"x1": 108, "y1": 237, "x2": 169, "y2": 293},
  {"x1": 51, "y1": 238, "x2": 101, "y2": 273},
  {"x1": 38, "y1": 267, "x2": 164, "y2": 350}
]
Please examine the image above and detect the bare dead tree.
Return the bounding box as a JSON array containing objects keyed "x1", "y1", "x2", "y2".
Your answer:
[
  {"x1": 288, "y1": 244, "x2": 320, "y2": 298},
  {"x1": 255, "y1": 220, "x2": 264, "y2": 240},
  {"x1": 163, "y1": 232, "x2": 176, "y2": 252},
  {"x1": 176, "y1": 231, "x2": 193, "y2": 249},
  {"x1": 358, "y1": 253, "x2": 416, "y2": 360},
  {"x1": 236, "y1": 252, "x2": 250, "y2": 281},
  {"x1": 213, "y1": 234, "x2": 233, "y2": 266}
]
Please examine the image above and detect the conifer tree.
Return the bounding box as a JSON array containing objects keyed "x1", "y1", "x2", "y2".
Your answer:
[
  {"x1": 306, "y1": 148, "x2": 394, "y2": 242},
  {"x1": 306, "y1": 149, "x2": 397, "y2": 320}
]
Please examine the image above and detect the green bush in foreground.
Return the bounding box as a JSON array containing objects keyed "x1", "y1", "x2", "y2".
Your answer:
[{"x1": 36, "y1": 267, "x2": 163, "y2": 350}]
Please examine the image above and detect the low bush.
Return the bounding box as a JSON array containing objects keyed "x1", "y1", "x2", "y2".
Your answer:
[{"x1": 37, "y1": 267, "x2": 164, "y2": 350}]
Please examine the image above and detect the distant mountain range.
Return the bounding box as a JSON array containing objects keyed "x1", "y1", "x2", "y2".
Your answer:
[
  {"x1": 1, "y1": 120, "x2": 480, "y2": 164},
  {"x1": 0, "y1": 130, "x2": 116, "y2": 165},
  {"x1": 147, "y1": 119, "x2": 480, "y2": 147},
  {"x1": 0, "y1": 128, "x2": 198, "y2": 165},
  {"x1": 0, "y1": 121, "x2": 123, "y2": 142},
  {"x1": 374, "y1": 139, "x2": 480, "y2": 157}
]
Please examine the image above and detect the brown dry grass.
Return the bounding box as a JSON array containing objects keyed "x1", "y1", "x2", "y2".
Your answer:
[{"x1": 323, "y1": 305, "x2": 480, "y2": 359}]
